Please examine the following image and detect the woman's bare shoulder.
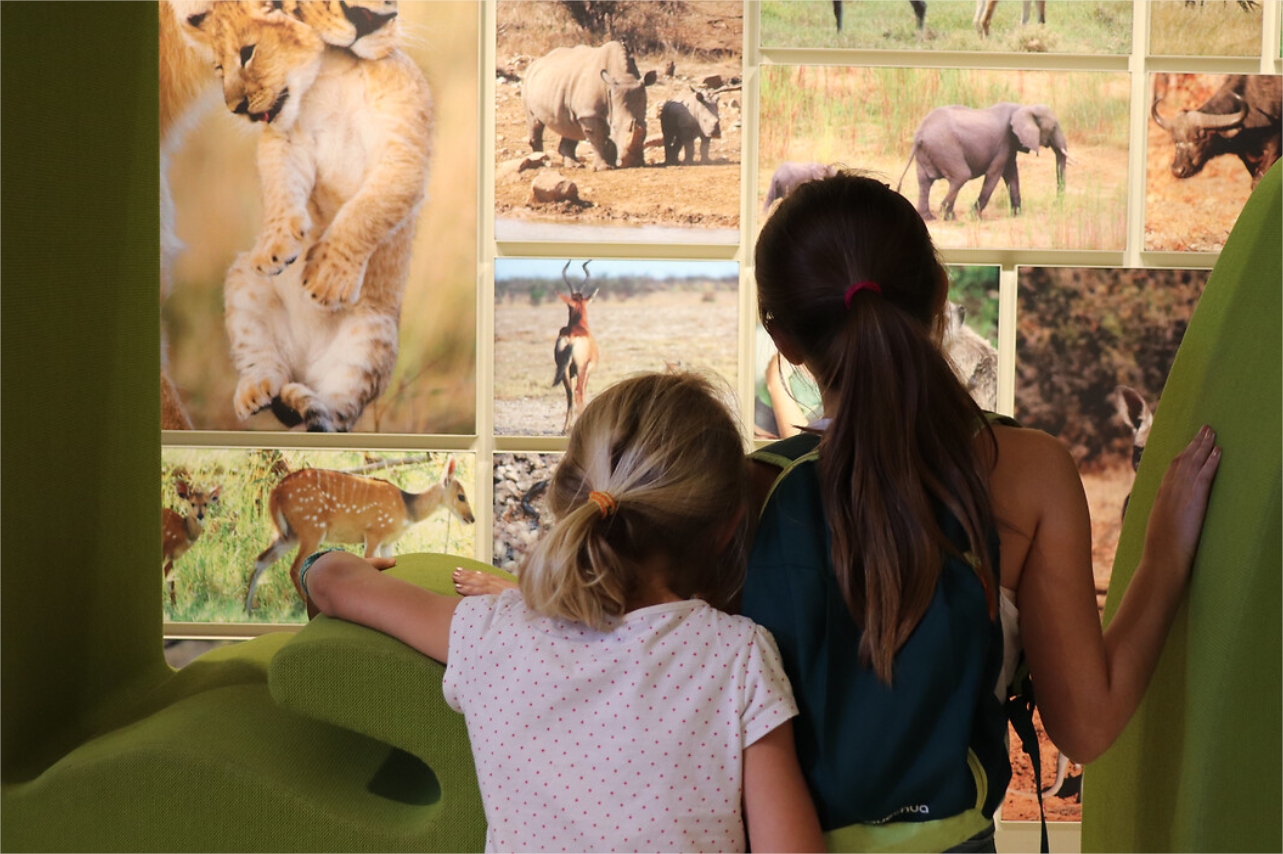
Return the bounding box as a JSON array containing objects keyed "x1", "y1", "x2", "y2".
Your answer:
[{"x1": 986, "y1": 424, "x2": 1083, "y2": 508}]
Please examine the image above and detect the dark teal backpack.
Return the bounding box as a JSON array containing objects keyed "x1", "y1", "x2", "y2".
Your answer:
[{"x1": 744, "y1": 429, "x2": 1047, "y2": 852}]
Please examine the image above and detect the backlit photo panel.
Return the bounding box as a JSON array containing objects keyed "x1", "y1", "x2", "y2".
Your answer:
[
  {"x1": 1145, "y1": 73, "x2": 1282, "y2": 251},
  {"x1": 493, "y1": 452, "x2": 563, "y2": 576},
  {"x1": 161, "y1": 448, "x2": 476, "y2": 625},
  {"x1": 761, "y1": 0, "x2": 1132, "y2": 55},
  {"x1": 754, "y1": 265, "x2": 1000, "y2": 439},
  {"x1": 493, "y1": 0, "x2": 743, "y2": 244},
  {"x1": 493, "y1": 258, "x2": 740, "y2": 437},
  {"x1": 758, "y1": 66, "x2": 1130, "y2": 251},
  {"x1": 1004, "y1": 265, "x2": 1208, "y2": 822},
  {"x1": 162, "y1": 3, "x2": 479, "y2": 433}
]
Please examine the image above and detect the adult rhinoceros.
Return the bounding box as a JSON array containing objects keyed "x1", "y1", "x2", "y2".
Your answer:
[{"x1": 523, "y1": 41, "x2": 657, "y2": 171}]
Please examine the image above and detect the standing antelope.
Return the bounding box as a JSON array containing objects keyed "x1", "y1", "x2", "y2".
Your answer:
[
  {"x1": 552, "y1": 260, "x2": 600, "y2": 434},
  {"x1": 246, "y1": 458, "x2": 475, "y2": 612},
  {"x1": 162, "y1": 479, "x2": 220, "y2": 606}
]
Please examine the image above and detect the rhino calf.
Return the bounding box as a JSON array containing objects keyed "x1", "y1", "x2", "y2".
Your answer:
[
  {"x1": 660, "y1": 89, "x2": 721, "y2": 165},
  {"x1": 523, "y1": 41, "x2": 657, "y2": 171}
]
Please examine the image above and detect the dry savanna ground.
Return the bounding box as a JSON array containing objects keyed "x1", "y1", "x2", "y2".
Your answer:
[
  {"x1": 494, "y1": 1, "x2": 743, "y2": 239},
  {"x1": 494, "y1": 288, "x2": 738, "y2": 436},
  {"x1": 758, "y1": 66, "x2": 1131, "y2": 250},
  {"x1": 1144, "y1": 74, "x2": 1268, "y2": 252}
]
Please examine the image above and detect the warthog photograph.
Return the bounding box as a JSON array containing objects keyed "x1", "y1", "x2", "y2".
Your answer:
[
  {"x1": 759, "y1": 65, "x2": 1129, "y2": 250},
  {"x1": 1008, "y1": 265, "x2": 1208, "y2": 822},
  {"x1": 495, "y1": 1, "x2": 743, "y2": 243},
  {"x1": 1145, "y1": 73, "x2": 1282, "y2": 251},
  {"x1": 494, "y1": 258, "x2": 739, "y2": 437}
]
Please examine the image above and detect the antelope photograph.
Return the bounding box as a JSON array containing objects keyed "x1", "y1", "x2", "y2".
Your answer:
[
  {"x1": 160, "y1": 448, "x2": 475, "y2": 623},
  {"x1": 493, "y1": 258, "x2": 739, "y2": 436}
]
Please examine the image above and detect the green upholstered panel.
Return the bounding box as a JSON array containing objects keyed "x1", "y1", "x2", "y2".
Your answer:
[
  {"x1": 1, "y1": 3, "x2": 168, "y2": 780},
  {"x1": 268, "y1": 553, "x2": 509, "y2": 852},
  {"x1": 2, "y1": 682, "x2": 473, "y2": 853},
  {"x1": 1081, "y1": 162, "x2": 1282, "y2": 852}
]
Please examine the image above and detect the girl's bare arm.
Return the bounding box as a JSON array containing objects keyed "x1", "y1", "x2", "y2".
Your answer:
[
  {"x1": 743, "y1": 721, "x2": 825, "y2": 852},
  {"x1": 304, "y1": 550, "x2": 460, "y2": 663}
]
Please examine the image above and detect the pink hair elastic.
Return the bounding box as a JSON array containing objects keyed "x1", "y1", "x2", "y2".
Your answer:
[{"x1": 844, "y1": 280, "x2": 882, "y2": 308}]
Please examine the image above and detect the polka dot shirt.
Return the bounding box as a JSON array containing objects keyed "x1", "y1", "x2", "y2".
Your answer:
[{"x1": 443, "y1": 589, "x2": 798, "y2": 853}]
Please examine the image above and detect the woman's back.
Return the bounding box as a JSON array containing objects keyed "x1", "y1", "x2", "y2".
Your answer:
[{"x1": 744, "y1": 432, "x2": 1009, "y2": 849}]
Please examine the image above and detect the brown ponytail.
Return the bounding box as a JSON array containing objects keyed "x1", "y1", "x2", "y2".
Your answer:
[{"x1": 756, "y1": 171, "x2": 997, "y2": 683}]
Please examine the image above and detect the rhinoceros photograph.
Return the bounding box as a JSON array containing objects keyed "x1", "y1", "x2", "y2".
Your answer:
[
  {"x1": 1145, "y1": 73, "x2": 1282, "y2": 251},
  {"x1": 494, "y1": 1, "x2": 743, "y2": 244},
  {"x1": 759, "y1": 65, "x2": 1130, "y2": 250}
]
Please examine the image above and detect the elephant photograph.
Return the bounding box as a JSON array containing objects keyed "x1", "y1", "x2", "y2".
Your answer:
[{"x1": 758, "y1": 66, "x2": 1130, "y2": 250}]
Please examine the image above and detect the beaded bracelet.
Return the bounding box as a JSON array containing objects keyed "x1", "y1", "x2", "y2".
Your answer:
[{"x1": 298, "y1": 548, "x2": 343, "y2": 601}]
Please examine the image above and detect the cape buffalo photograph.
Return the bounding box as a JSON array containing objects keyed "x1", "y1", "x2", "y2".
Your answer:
[
  {"x1": 760, "y1": 1, "x2": 1132, "y2": 54},
  {"x1": 494, "y1": 1, "x2": 743, "y2": 243},
  {"x1": 493, "y1": 258, "x2": 739, "y2": 436},
  {"x1": 759, "y1": 66, "x2": 1130, "y2": 250},
  {"x1": 1006, "y1": 265, "x2": 1209, "y2": 822},
  {"x1": 1146, "y1": 73, "x2": 1282, "y2": 251}
]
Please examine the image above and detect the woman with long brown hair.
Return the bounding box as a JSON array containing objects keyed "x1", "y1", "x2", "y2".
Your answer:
[{"x1": 748, "y1": 171, "x2": 1220, "y2": 852}]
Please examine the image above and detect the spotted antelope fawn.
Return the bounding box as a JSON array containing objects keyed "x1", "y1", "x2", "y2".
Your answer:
[
  {"x1": 161, "y1": 479, "x2": 221, "y2": 606},
  {"x1": 246, "y1": 458, "x2": 475, "y2": 612},
  {"x1": 552, "y1": 260, "x2": 600, "y2": 434}
]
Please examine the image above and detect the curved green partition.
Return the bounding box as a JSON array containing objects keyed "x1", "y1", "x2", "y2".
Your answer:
[{"x1": 1082, "y1": 163, "x2": 1281, "y2": 852}]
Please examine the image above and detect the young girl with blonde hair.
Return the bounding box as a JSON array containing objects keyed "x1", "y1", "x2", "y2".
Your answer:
[{"x1": 303, "y1": 371, "x2": 823, "y2": 853}]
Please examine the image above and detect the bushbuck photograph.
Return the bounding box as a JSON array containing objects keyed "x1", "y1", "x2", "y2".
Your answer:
[
  {"x1": 759, "y1": 65, "x2": 1131, "y2": 250},
  {"x1": 494, "y1": 258, "x2": 739, "y2": 436},
  {"x1": 160, "y1": 448, "x2": 476, "y2": 624}
]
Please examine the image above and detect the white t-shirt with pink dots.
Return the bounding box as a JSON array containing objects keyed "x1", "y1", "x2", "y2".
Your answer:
[{"x1": 442, "y1": 589, "x2": 798, "y2": 853}]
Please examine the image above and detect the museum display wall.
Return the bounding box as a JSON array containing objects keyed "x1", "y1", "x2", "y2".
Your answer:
[{"x1": 158, "y1": 0, "x2": 1282, "y2": 842}]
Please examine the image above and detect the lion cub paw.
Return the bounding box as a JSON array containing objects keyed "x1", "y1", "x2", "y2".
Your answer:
[
  {"x1": 302, "y1": 241, "x2": 366, "y2": 307},
  {"x1": 250, "y1": 212, "x2": 311, "y2": 276},
  {"x1": 233, "y1": 375, "x2": 281, "y2": 420}
]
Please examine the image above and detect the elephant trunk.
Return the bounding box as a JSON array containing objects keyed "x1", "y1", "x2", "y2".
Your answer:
[{"x1": 1052, "y1": 128, "x2": 1068, "y2": 193}]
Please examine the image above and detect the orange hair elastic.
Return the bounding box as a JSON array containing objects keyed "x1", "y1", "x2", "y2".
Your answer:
[{"x1": 587, "y1": 490, "x2": 618, "y2": 518}]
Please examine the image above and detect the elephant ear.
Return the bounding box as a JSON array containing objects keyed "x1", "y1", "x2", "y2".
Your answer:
[{"x1": 1010, "y1": 107, "x2": 1044, "y2": 152}]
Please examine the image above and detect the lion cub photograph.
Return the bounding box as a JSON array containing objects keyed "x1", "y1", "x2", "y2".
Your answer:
[{"x1": 161, "y1": 1, "x2": 479, "y2": 433}]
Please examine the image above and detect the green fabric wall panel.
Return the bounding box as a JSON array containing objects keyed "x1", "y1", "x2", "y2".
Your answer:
[
  {"x1": 1081, "y1": 163, "x2": 1282, "y2": 852},
  {"x1": 1, "y1": 3, "x2": 167, "y2": 780}
]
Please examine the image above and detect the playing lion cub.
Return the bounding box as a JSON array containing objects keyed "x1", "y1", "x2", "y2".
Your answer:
[
  {"x1": 160, "y1": 1, "x2": 403, "y2": 430},
  {"x1": 192, "y1": 2, "x2": 432, "y2": 431}
]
